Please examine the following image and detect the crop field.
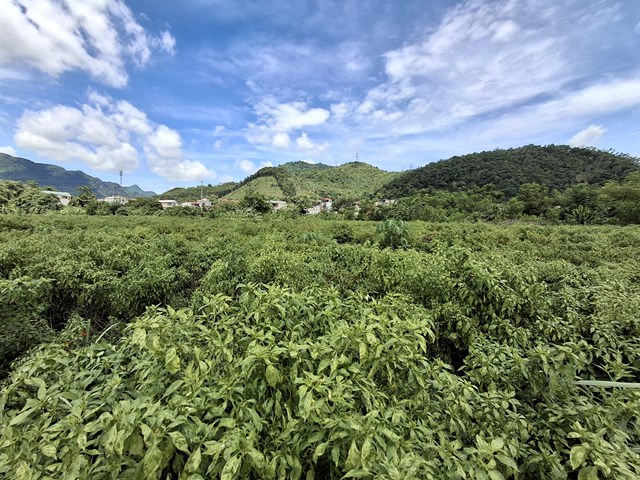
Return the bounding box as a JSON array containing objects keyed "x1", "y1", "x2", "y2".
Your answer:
[{"x1": 1, "y1": 215, "x2": 639, "y2": 479}]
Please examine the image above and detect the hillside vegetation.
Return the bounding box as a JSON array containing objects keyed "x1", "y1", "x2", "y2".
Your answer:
[
  {"x1": 378, "y1": 145, "x2": 639, "y2": 198},
  {"x1": 159, "y1": 182, "x2": 238, "y2": 203},
  {"x1": 162, "y1": 161, "x2": 399, "y2": 202},
  {"x1": 0, "y1": 154, "x2": 156, "y2": 198}
]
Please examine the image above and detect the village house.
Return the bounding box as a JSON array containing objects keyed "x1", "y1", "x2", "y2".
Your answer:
[
  {"x1": 306, "y1": 197, "x2": 333, "y2": 215},
  {"x1": 181, "y1": 198, "x2": 211, "y2": 208},
  {"x1": 42, "y1": 190, "x2": 72, "y2": 206},
  {"x1": 98, "y1": 195, "x2": 129, "y2": 204},
  {"x1": 158, "y1": 199, "x2": 178, "y2": 209}
]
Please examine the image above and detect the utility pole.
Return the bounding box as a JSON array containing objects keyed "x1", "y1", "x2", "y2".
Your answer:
[
  {"x1": 356, "y1": 152, "x2": 359, "y2": 162},
  {"x1": 119, "y1": 170, "x2": 123, "y2": 203}
]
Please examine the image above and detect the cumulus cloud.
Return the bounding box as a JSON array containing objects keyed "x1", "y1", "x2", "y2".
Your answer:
[
  {"x1": 0, "y1": 146, "x2": 17, "y2": 156},
  {"x1": 254, "y1": 98, "x2": 330, "y2": 132},
  {"x1": 14, "y1": 93, "x2": 213, "y2": 181},
  {"x1": 569, "y1": 125, "x2": 607, "y2": 147},
  {"x1": 246, "y1": 98, "x2": 330, "y2": 153},
  {"x1": 234, "y1": 159, "x2": 273, "y2": 175},
  {"x1": 0, "y1": 0, "x2": 175, "y2": 87},
  {"x1": 295, "y1": 133, "x2": 329, "y2": 155},
  {"x1": 272, "y1": 132, "x2": 291, "y2": 150}
]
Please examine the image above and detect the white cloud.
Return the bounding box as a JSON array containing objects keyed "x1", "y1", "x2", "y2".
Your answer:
[
  {"x1": 272, "y1": 132, "x2": 291, "y2": 150},
  {"x1": 0, "y1": 0, "x2": 175, "y2": 87},
  {"x1": 474, "y1": 74, "x2": 640, "y2": 143},
  {"x1": 246, "y1": 98, "x2": 330, "y2": 153},
  {"x1": 14, "y1": 93, "x2": 213, "y2": 181},
  {"x1": 569, "y1": 125, "x2": 607, "y2": 147},
  {"x1": 335, "y1": 0, "x2": 631, "y2": 143},
  {"x1": 234, "y1": 159, "x2": 273, "y2": 175},
  {"x1": 255, "y1": 98, "x2": 330, "y2": 132},
  {"x1": 0, "y1": 146, "x2": 17, "y2": 156},
  {"x1": 295, "y1": 133, "x2": 329, "y2": 155},
  {"x1": 299, "y1": 159, "x2": 316, "y2": 164},
  {"x1": 492, "y1": 20, "x2": 520, "y2": 42}
]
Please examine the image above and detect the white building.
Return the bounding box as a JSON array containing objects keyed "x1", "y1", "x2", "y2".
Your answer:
[
  {"x1": 306, "y1": 197, "x2": 333, "y2": 214},
  {"x1": 180, "y1": 198, "x2": 211, "y2": 208},
  {"x1": 42, "y1": 190, "x2": 72, "y2": 206},
  {"x1": 98, "y1": 195, "x2": 129, "y2": 204},
  {"x1": 159, "y1": 199, "x2": 178, "y2": 209}
]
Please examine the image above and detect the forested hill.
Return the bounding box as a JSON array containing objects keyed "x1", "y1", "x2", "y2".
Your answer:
[
  {"x1": 0, "y1": 154, "x2": 156, "y2": 197},
  {"x1": 159, "y1": 182, "x2": 239, "y2": 203},
  {"x1": 377, "y1": 145, "x2": 640, "y2": 198},
  {"x1": 163, "y1": 161, "x2": 399, "y2": 201}
]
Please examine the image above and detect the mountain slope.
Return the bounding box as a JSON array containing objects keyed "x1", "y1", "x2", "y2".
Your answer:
[
  {"x1": 161, "y1": 161, "x2": 399, "y2": 201},
  {"x1": 224, "y1": 161, "x2": 399, "y2": 200},
  {"x1": 378, "y1": 145, "x2": 639, "y2": 198},
  {"x1": 0, "y1": 154, "x2": 156, "y2": 198},
  {"x1": 159, "y1": 182, "x2": 238, "y2": 203}
]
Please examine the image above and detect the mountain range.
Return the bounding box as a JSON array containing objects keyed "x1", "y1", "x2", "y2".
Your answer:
[
  {"x1": 2, "y1": 145, "x2": 638, "y2": 203},
  {"x1": 163, "y1": 145, "x2": 638, "y2": 202},
  {"x1": 0, "y1": 154, "x2": 156, "y2": 198}
]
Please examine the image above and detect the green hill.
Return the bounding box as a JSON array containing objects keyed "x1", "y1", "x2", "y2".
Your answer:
[
  {"x1": 158, "y1": 182, "x2": 238, "y2": 203},
  {"x1": 160, "y1": 161, "x2": 399, "y2": 202},
  {"x1": 378, "y1": 145, "x2": 640, "y2": 198},
  {"x1": 224, "y1": 176, "x2": 284, "y2": 200},
  {"x1": 222, "y1": 161, "x2": 398, "y2": 200},
  {"x1": 0, "y1": 154, "x2": 156, "y2": 198}
]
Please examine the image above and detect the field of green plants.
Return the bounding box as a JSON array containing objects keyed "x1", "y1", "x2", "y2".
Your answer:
[{"x1": 1, "y1": 215, "x2": 639, "y2": 479}]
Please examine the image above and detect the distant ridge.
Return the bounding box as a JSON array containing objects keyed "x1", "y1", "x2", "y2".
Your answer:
[
  {"x1": 0, "y1": 154, "x2": 156, "y2": 198},
  {"x1": 377, "y1": 145, "x2": 640, "y2": 198},
  {"x1": 160, "y1": 145, "x2": 640, "y2": 202}
]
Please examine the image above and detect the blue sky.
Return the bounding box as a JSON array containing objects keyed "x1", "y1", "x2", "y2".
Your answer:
[{"x1": 1, "y1": 0, "x2": 639, "y2": 193}]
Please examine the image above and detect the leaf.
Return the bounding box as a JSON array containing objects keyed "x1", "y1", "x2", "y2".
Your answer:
[
  {"x1": 488, "y1": 470, "x2": 505, "y2": 480},
  {"x1": 570, "y1": 445, "x2": 589, "y2": 470},
  {"x1": 358, "y1": 342, "x2": 367, "y2": 360},
  {"x1": 168, "y1": 431, "x2": 190, "y2": 453},
  {"x1": 132, "y1": 328, "x2": 146, "y2": 347},
  {"x1": 16, "y1": 461, "x2": 32, "y2": 480},
  {"x1": 360, "y1": 436, "x2": 373, "y2": 470},
  {"x1": 220, "y1": 455, "x2": 241, "y2": 480},
  {"x1": 165, "y1": 347, "x2": 181, "y2": 373},
  {"x1": 103, "y1": 425, "x2": 118, "y2": 454},
  {"x1": 162, "y1": 380, "x2": 184, "y2": 398},
  {"x1": 9, "y1": 408, "x2": 36, "y2": 426},
  {"x1": 313, "y1": 442, "x2": 328, "y2": 462},
  {"x1": 40, "y1": 444, "x2": 57, "y2": 459},
  {"x1": 331, "y1": 445, "x2": 340, "y2": 466},
  {"x1": 343, "y1": 469, "x2": 371, "y2": 478},
  {"x1": 143, "y1": 445, "x2": 163, "y2": 478},
  {"x1": 185, "y1": 446, "x2": 202, "y2": 473},
  {"x1": 490, "y1": 438, "x2": 504, "y2": 450},
  {"x1": 266, "y1": 364, "x2": 279, "y2": 387},
  {"x1": 578, "y1": 466, "x2": 599, "y2": 480},
  {"x1": 345, "y1": 440, "x2": 360, "y2": 471},
  {"x1": 496, "y1": 454, "x2": 518, "y2": 471},
  {"x1": 218, "y1": 418, "x2": 236, "y2": 429}
]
